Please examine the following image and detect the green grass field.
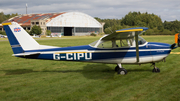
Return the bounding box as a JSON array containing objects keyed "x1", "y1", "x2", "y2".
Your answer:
[{"x1": 0, "y1": 36, "x2": 180, "y2": 101}]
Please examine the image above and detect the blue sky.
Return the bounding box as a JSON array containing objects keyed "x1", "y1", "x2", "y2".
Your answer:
[{"x1": 0, "y1": 0, "x2": 180, "y2": 21}]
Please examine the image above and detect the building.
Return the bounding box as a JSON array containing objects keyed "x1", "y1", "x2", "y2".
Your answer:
[{"x1": 0, "y1": 12, "x2": 104, "y2": 36}]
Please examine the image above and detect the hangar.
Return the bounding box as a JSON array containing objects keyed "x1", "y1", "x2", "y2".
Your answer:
[{"x1": 0, "y1": 12, "x2": 104, "y2": 36}]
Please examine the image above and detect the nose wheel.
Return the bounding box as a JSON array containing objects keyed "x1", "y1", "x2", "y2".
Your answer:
[
  {"x1": 152, "y1": 63, "x2": 160, "y2": 73},
  {"x1": 115, "y1": 64, "x2": 127, "y2": 75}
]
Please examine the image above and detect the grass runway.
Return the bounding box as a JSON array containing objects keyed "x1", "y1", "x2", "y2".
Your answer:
[{"x1": 0, "y1": 36, "x2": 180, "y2": 101}]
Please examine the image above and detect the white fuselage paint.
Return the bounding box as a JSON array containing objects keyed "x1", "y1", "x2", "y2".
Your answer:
[{"x1": 51, "y1": 48, "x2": 170, "y2": 64}]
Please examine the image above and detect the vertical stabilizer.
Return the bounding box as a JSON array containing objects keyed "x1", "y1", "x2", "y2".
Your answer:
[{"x1": 3, "y1": 22, "x2": 40, "y2": 54}]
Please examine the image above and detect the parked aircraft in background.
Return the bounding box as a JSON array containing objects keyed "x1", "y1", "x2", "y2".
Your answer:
[
  {"x1": 0, "y1": 34, "x2": 7, "y2": 38},
  {"x1": 2, "y1": 22, "x2": 178, "y2": 75}
]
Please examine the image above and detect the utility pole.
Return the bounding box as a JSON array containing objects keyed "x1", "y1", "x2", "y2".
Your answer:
[{"x1": 26, "y1": 3, "x2": 28, "y2": 14}]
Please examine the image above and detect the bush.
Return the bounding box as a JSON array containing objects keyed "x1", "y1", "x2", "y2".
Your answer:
[
  {"x1": 98, "y1": 33, "x2": 105, "y2": 35},
  {"x1": 41, "y1": 35, "x2": 47, "y2": 38},
  {"x1": 90, "y1": 33, "x2": 96, "y2": 36},
  {"x1": 161, "y1": 29, "x2": 173, "y2": 35},
  {"x1": 0, "y1": 31, "x2": 6, "y2": 35},
  {"x1": 145, "y1": 29, "x2": 154, "y2": 35}
]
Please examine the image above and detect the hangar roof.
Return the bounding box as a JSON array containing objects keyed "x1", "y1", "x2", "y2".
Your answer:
[
  {"x1": 46, "y1": 12, "x2": 102, "y2": 28},
  {"x1": 2, "y1": 13, "x2": 65, "y2": 26},
  {"x1": 1, "y1": 12, "x2": 102, "y2": 28}
]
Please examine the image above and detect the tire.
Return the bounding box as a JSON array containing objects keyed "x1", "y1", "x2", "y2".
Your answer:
[
  {"x1": 152, "y1": 68, "x2": 160, "y2": 73},
  {"x1": 117, "y1": 68, "x2": 127, "y2": 75}
]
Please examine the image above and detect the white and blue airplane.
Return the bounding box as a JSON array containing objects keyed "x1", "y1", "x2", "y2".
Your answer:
[{"x1": 2, "y1": 22, "x2": 178, "y2": 75}]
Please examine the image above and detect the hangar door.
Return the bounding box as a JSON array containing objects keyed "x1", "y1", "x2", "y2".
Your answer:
[{"x1": 64, "y1": 27, "x2": 73, "y2": 36}]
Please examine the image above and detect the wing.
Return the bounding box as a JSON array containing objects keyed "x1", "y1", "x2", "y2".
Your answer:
[
  {"x1": 102, "y1": 27, "x2": 148, "y2": 41},
  {"x1": 102, "y1": 27, "x2": 148, "y2": 63}
]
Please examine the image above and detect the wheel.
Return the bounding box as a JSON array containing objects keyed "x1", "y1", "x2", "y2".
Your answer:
[
  {"x1": 115, "y1": 66, "x2": 119, "y2": 72},
  {"x1": 152, "y1": 67, "x2": 160, "y2": 73},
  {"x1": 117, "y1": 68, "x2": 127, "y2": 75}
]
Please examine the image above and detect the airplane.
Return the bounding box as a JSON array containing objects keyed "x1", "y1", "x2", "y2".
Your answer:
[{"x1": 2, "y1": 22, "x2": 178, "y2": 75}]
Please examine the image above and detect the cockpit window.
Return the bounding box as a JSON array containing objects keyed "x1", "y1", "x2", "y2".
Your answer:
[{"x1": 89, "y1": 36, "x2": 146, "y2": 48}]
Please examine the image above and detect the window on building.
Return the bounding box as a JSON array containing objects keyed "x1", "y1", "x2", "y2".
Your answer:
[
  {"x1": 47, "y1": 27, "x2": 63, "y2": 33},
  {"x1": 75, "y1": 27, "x2": 100, "y2": 33}
]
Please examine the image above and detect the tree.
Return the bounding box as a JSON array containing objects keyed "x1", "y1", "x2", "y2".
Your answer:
[
  {"x1": 163, "y1": 20, "x2": 180, "y2": 33},
  {"x1": 46, "y1": 30, "x2": 51, "y2": 36},
  {"x1": 0, "y1": 12, "x2": 19, "y2": 23},
  {"x1": 121, "y1": 11, "x2": 162, "y2": 29},
  {"x1": 30, "y1": 25, "x2": 42, "y2": 35}
]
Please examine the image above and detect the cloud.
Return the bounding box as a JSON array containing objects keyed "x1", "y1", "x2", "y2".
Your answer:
[{"x1": 0, "y1": 0, "x2": 180, "y2": 21}]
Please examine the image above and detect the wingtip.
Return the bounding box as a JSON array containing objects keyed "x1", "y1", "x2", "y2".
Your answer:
[{"x1": 2, "y1": 22, "x2": 12, "y2": 26}]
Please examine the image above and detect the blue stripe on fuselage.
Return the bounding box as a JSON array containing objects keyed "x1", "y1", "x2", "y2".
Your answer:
[
  {"x1": 22, "y1": 42, "x2": 172, "y2": 62},
  {"x1": 148, "y1": 42, "x2": 171, "y2": 56}
]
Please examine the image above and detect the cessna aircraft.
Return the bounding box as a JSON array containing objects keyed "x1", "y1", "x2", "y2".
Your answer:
[{"x1": 2, "y1": 22, "x2": 178, "y2": 75}]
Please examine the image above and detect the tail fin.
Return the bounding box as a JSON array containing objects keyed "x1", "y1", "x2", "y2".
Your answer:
[{"x1": 2, "y1": 22, "x2": 40, "y2": 54}]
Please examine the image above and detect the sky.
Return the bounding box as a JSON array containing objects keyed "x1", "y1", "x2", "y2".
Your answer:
[{"x1": 0, "y1": 0, "x2": 180, "y2": 21}]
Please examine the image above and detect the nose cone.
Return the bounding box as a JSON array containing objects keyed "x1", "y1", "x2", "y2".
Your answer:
[{"x1": 170, "y1": 43, "x2": 177, "y2": 49}]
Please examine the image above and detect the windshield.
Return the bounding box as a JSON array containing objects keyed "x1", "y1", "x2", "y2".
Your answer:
[
  {"x1": 138, "y1": 36, "x2": 146, "y2": 45},
  {"x1": 89, "y1": 40, "x2": 98, "y2": 47}
]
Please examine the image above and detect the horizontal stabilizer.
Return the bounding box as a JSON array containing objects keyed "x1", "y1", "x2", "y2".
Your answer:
[{"x1": 13, "y1": 52, "x2": 40, "y2": 56}]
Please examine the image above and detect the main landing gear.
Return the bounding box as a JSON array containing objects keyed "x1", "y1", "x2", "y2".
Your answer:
[
  {"x1": 115, "y1": 64, "x2": 127, "y2": 75},
  {"x1": 151, "y1": 63, "x2": 160, "y2": 73},
  {"x1": 115, "y1": 63, "x2": 160, "y2": 75}
]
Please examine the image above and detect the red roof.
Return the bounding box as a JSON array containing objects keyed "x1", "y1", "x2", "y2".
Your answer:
[{"x1": 2, "y1": 12, "x2": 65, "y2": 26}]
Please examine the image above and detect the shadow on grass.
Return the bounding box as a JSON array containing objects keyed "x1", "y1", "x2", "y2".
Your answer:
[
  {"x1": 127, "y1": 68, "x2": 152, "y2": 72},
  {"x1": 1, "y1": 69, "x2": 83, "y2": 75},
  {"x1": 1, "y1": 64, "x2": 115, "y2": 79},
  {"x1": 1, "y1": 64, "x2": 152, "y2": 79},
  {"x1": 81, "y1": 64, "x2": 115, "y2": 79},
  {"x1": 2, "y1": 69, "x2": 33, "y2": 75}
]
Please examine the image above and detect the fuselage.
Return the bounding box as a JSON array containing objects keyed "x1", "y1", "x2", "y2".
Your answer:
[{"x1": 21, "y1": 42, "x2": 172, "y2": 64}]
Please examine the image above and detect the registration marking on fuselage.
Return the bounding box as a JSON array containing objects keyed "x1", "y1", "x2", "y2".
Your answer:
[{"x1": 53, "y1": 52, "x2": 92, "y2": 61}]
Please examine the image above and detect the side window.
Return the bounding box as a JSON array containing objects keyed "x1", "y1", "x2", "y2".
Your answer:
[
  {"x1": 98, "y1": 41, "x2": 112, "y2": 48},
  {"x1": 97, "y1": 39, "x2": 132, "y2": 48},
  {"x1": 116, "y1": 39, "x2": 130, "y2": 47}
]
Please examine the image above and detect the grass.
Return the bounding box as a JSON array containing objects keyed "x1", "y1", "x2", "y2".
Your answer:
[{"x1": 0, "y1": 35, "x2": 180, "y2": 101}]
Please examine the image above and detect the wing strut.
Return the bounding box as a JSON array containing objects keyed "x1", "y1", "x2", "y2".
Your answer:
[{"x1": 135, "y1": 33, "x2": 139, "y2": 63}]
